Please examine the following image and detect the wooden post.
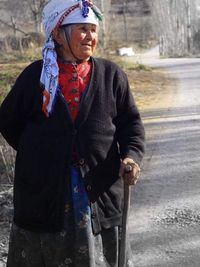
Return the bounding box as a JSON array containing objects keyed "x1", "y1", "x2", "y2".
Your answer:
[
  {"x1": 186, "y1": 0, "x2": 192, "y2": 53},
  {"x1": 11, "y1": 16, "x2": 17, "y2": 37},
  {"x1": 123, "y1": 1, "x2": 128, "y2": 45},
  {"x1": 100, "y1": 0, "x2": 106, "y2": 50}
]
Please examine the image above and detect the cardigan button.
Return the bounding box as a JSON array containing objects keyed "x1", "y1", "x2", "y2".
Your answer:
[
  {"x1": 87, "y1": 185, "x2": 92, "y2": 191},
  {"x1": 79, "y1": 158, "x2": 85, "y2": 166}
]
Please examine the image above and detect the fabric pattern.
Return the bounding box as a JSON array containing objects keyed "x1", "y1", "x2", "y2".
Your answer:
[
  {"x1": 7, "y1": 167, "x2": 134, "y2": 266},
  {"x1": 58, "y1": 61, "x2": 92, "y2": 120},
  {"x1": 7, "y1": 225, "x2": 134, "y2": 267},
  {"x1": 40, "y1": 37, "x2": 59, "y2": 117},
  {"x1": 42, "y1": 0, "x2": 100, "y2": 39}
]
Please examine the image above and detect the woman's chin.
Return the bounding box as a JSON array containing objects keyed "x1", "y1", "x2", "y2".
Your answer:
[{"x1": 78, "y1": 53, "x2": 93, "y2": 61}]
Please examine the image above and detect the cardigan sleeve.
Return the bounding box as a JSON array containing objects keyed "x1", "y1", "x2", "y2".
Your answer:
[
  {"x1": 115, "y1": 70, "x2": 145, "y2": 165},
  {"x1": 0, "y1": 61, "x2": 42, "y2": 150}
]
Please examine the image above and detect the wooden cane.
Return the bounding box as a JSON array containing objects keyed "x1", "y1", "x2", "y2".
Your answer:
[{"x1": 119, "y1": 164, "x2": 132, "y2": 267}]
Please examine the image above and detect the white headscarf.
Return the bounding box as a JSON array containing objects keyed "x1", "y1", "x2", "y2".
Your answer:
[{"x1": 40, "y1": 0, "x2": 102, "y2": 117}]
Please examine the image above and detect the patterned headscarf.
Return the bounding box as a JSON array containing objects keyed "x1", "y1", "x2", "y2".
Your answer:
[{"x1": 40, "y1": 0, "x2": 102, "y2": 117}]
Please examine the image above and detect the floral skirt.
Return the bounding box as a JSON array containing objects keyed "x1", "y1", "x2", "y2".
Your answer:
[{"x1": 7, "y1": 167, "x2": 134, "y2": 267}]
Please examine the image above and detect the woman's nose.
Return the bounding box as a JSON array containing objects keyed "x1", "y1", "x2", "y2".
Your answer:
[{"x1": 86, "y1": 30, "x2": 93, "y2": 40}]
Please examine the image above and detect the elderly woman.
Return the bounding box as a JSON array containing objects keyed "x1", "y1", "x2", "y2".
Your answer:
[{"x1": 0, "y1": 0, "x2": 145, "y2": 266}]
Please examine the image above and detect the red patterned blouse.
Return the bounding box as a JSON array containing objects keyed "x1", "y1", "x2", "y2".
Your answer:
[{"x1": 58, "y1": 61, "x2": 92, "y2": 121}]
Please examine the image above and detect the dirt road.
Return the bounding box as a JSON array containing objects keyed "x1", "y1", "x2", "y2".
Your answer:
[{"x1": 129, "y1": 55, "x2": 200, "y2": 266}]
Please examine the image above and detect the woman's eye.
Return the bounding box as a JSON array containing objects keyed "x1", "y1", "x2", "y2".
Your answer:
[
  {"x1": 81, "y1": 27, "x2": 87, "y2": 32},
  {"x1": 78, "y1": 25, "x2": 97, "y2": 33}
]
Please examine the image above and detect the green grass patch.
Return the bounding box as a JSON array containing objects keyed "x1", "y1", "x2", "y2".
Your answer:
[
  {"x1": 107, "y1": 55, "x2": 151, "y2": 72},
  {"x1": 0, "y1": 72, "x2": 16, "y2": 103},
  {"x1": 0, "y1": 48, "x2": 41, "y2": 64},
  {"x1": 0, "y1": 48, "x2": 42, "y2": 103},
  {"x1": 128, "y1": 63, "x2": 151, "y2": 71},
  {"x1": 0, "y1": 64, "x2": 26, "y2": 103}
]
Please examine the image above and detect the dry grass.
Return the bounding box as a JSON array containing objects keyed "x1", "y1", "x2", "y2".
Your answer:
[
  {"x1": 0, "y1": 63, "x2": 28, "y2": 103},
  {"x1": 108, "y1": 55, "x2": 176, "y2": 111},
  {"x1": 127, "y1": 68, "x2": 176, "y2": 111}
]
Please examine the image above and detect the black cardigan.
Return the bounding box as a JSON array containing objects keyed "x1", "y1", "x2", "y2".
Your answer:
[{"x1": 0, "y1": 57, "x2": 145, "y2": 233}]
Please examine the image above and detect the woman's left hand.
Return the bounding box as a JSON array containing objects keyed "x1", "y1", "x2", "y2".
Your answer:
[{"x1": 119, "y1": 158, "x2": 140, "y2": 186}]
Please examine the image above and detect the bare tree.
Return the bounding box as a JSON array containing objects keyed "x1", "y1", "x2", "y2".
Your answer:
[
  {"x1": 107, "y1": 0, "x2": 153, "y2": 48},
  {"x1": 95, "y1": 0, "x2": 111, "y2": 49},
  {"x1": 123, "y1": 1, "x2": 128, "y2": 44},
  {"x1": 150, "y1": 0, "x2": 199, "y2": 57},
  {"x1": 26, "y1": 0, "x2": 48, "y2": 33},
  {"x1": 0, "y1": 17, "x2": 27, "y2": 36},
  {"x1": 0, "y1": 0, "x2": 48, "y2": 34}
]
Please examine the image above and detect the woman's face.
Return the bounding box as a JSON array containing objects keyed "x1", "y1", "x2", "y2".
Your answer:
[{"x1": 56, "y1": 23, "x2": 98, "y2": 61}]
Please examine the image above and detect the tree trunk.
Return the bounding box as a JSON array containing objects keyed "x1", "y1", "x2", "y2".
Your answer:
[
  {"x1": 123, "y1": 1, "x2": 128, "y2": 45},
  {"x1": 150, "y1": 0, "x2": 197, "y2": 57}
]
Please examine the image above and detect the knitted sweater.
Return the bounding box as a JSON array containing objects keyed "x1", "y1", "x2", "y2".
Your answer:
[{"x1": 0, "y1": 57, "x2": 145, "y2": 233}]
